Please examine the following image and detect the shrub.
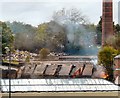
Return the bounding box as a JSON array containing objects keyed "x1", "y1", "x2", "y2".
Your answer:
[
  {"x1": 98, "y1": 46, "x2": 119, "y2": 81},
  {"x1": 25, "y1": 55, "x2": 30, "y2": 62},
  {"x1": 39, "y1": 48, "x2": 50, "y2": 59}
]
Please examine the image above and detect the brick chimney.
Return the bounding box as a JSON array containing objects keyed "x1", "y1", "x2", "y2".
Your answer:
[{"x1": 102, "y1": 0, "x2": 114, "y2": 46}]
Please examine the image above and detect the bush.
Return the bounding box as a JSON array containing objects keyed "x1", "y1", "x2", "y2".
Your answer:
[
  {"x1": 25, "y1": 55, "x2": 30, "y2": 62},
  {"x1": 98, "y1": 46, "x2": 119, "y2": 81},
  {"x1": 39, "y1": 48, "x2": 50, "y2": 59}
]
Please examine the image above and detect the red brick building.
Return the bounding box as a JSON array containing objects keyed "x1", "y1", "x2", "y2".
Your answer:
[{"x1": 114, "y1": 55, "x2": 120, "y2": 85}]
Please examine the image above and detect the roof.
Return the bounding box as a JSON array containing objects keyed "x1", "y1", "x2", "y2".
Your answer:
[
  {"x1": 1, "y1": 78, "x2": 120, "y2": 92},
  {"x1": 23, "y1": 64, "x2": 35, "y2": 75},
  {"x1": 45, "y1": 64, "x2": 58, "y2": 76},
  {"x1": 58, "y1": 64, "x2": 72, "y2": 76},
  {"x1": 82, "y1": 63, "x2": 93, "y2": 76},
  {"x1": 33, "y1": 64, "x2": 47, "y2": 75},
  {"x1": 22, "y1": 62, "x2": 94, "y2": 78}
]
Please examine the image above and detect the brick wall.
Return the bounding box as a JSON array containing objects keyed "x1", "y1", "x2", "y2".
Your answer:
[
  {"x1": 113, "y1": 57, "x2": 120, "y2": 79},
  {"x1": 102, "y1": 0, "x2": 113, "y2": 46}
]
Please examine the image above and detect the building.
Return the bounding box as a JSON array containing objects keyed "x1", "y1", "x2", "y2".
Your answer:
[
  {"x1": 114, "y1": 54, "x2": 120, "y2": 85},
  {"x1": 1, "y1": 78, "x2": 120, "y2": 92},
  {"x1": 102, "y1": 0, "x2": 114, "y2": 46}
]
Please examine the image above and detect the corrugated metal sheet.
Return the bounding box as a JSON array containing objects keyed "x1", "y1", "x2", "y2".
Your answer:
[
  {"x1": 59, "y1": 64, "x2": 72, "y2": 76},
  {"x1": 1, "y1": 79, "x2": 119, "y2": 92},
  {"x1": 33, "y1": 64, "x2": 47, "y2": 76},
  {"x1": 82, "y1": 63, "x2": 93, "y2": 76},
  {"x1": 45, "y1": 64, "x2": 58, "y2": 76}
]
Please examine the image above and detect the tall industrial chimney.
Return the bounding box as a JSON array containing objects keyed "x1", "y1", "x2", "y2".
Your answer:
[{"x1": 102, "y1": 0, "x2": 113, "y2": 46}]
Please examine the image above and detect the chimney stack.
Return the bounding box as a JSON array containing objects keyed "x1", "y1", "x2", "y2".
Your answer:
[{"x1": 102, "y1": 0, "x2": 113, "y2": 46}]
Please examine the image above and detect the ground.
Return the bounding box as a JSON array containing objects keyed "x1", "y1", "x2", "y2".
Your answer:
[{"x1": 1, "y1": 92, "x2": 120, "y2": 97}]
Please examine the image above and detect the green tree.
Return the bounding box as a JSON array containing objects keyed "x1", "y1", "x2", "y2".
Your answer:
[
  {"x1": 2, "y1": 22, "x2": 15, "y2": 54},
  {"x1": 6, "y1": 21, "x2": 36, "y2": 52},
  {"x1": 45, "y1": 21, "x2": 66, "y2": 52},
  {"x1": 98, "y1": 46, "x2": 119, "y2": 81},
  {"x1": 35, "y1": 23, "x2": 48, "y2": 48},
  {"x1": 115, "y1": 24, "x2": 120, "y2": 35},
  {"x1": 35, "y1": 21, "x2": 67, "y2": 52}
]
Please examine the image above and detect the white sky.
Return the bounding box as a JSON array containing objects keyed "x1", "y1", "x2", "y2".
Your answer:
[{"x1": 0, "y1": 0, "x2": 119, "y2": 27}]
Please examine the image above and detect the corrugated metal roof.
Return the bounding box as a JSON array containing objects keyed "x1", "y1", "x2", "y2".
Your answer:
[
  {"x1": 45, "y1": 64, "x2": 58, "y2": 76},
  {"x1": 82, "y1": 63, "x2": 93, "y2": 76},
  {"x1": 1, "y1": 78, "x2": 119, "y2": 92},
  {"x1": 33, "y1": 64, "x2": 47, "y2": 75},
  {"x1": 59, "y1": 64, "x2": 72, "y2": 76}
]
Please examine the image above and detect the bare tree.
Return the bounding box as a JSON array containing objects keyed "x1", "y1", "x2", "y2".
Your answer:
[{"x1": 52, "y1": 8, "x2": 88, "y2": 25}]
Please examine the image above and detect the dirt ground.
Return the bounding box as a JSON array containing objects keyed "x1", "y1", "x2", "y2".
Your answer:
[{"x1": 1, "y1": 92, "x2": 120, "y2": 97}]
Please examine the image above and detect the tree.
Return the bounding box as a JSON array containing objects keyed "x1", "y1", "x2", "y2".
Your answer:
[
  {"x1": 0, "y1": 21, "x2": 2, "y2": 53},
  {"x1": 52, "y1": 8, "x2": 98, "y2": 55},
  {"x1": 105, "y1": 35, "x2": 120, "y2": 52},
  {"x1": 35, "y1": 23, "x2": 48, "y2": 48},
  {"x1": 45, "y1": 21, "x2": 67, "y2": 52},
  {"x1": 1, "y1": 22, "x2": 15, "y2": 54},
  {"x1": 96, "y1": 18, "x2": 120, "y2": 45},
  {"x1": 35, "y1": 21, "x2": 67, "y2": 52},
  {"x1": 114, "y1": 24, "x2": 120, "y2": 35},
  {"x1": 96, "y1": 17, "x2": 102, "y2": 45},
  {"x1": 53, "y1": 8, "x2": 88, "y2": 25},
  {"x1": 98, "y1": 46, "x2": 119, "y2": 81},
  {"x1": 6, "y1": 21, "x2": 37, "y2": 52},
  {"x1": 39, "y1": 48, "x2": 50, "y2": 60}
]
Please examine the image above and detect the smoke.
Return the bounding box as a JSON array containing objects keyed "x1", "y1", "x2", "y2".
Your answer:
[
  {"x1": 92, "y1": 65, "x2": 107, "y2": 78},
  {"x1": 6, "y1": 21, "x2": 37, "y2": 52},
  {"x1": 91, "y1": 58, "x2": 108, "y2": 79},
  {"x1": 61, "y1": 22, "x2": 98, "y2": 55},
  {"x1": 53, "y1": 8, "x2": 99, "y2": 55},
  {"x1": 15, "y1": 32, "x2": 36, "y2": 52},
  {"x1": 66, "y1": 23, "x2": 95, "y2": 47}
]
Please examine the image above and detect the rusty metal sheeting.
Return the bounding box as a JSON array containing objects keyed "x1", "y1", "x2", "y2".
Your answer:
[
  {"x1": 21, "y1": 62, "x2": 94, "y2": 78},
  {"x1": 70, "y1": 63, "x2": 84, "y2": 76},
  {"x1": 44, "y1": 64, "x2": 58, "y2": 76},
  {"x1": 22, "y1": 64, "x2": 35, "y2": 77},
  {"x1": 33, "y1": 64, "x2": 48, "y2": 76},
  {"x1": 82, "y1": 63, "x2": 93, "y2": 76},
  {"x1": 58, "y1": 64, "x2": 72, "y2": 76}
]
